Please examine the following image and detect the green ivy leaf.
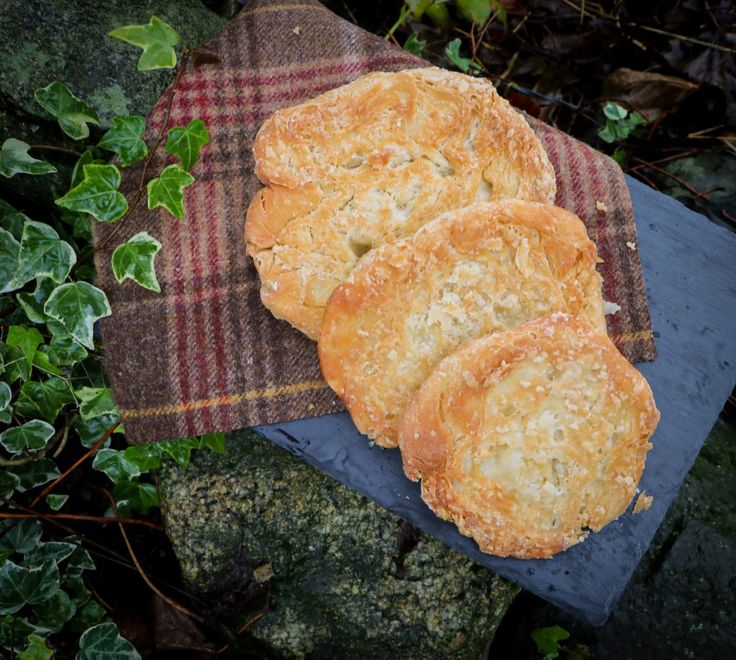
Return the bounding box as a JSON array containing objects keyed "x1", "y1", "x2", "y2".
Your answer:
[
  {"x1": 75, "y1": 387, "x2": 118, "y2": 420},
  {"x1": 164, "y1": 119, "x2": 209, "y2": 171},
  {"x1": 98, "y1": 116, "x2": 148, "y2": 167},
  {"x1": 0, "y1": 420, "x2": 55, "y2": 454},
  {"x1": 44, "y1": 493, "x2": 71, "y2": 510},
  {"x1": 111, "y1": 232, "x2": 162, "y2": 292},
  {"x1": 70, "y1": 149, "x2": 98, "y2": 188},
  {"x1": 24, "y1": 542, "x2": 76, "y2": 567},
  {"x1": 77, "y1": 622, "x2": 140, "y2": 660},
  {"x1": 123, "y1": 443, "x2": 163, "y2": 472},
  {"x1": 9, "y1": 459, "x2": 60, "y2": 492},
  {"x1": 32, "y1": 348, "x2": 65, "y2": 377},
  {"x1": 17, "y1": 279, "x2": 56, "y2": 324},
  {"x1": 45, "y1": 494, "x2": 69, "y2": 511},
  {"x1": 0, "y1": 560, "x2": 60, "y2": 615},
  {"x1": 113, "y1": 480, "x2": 158, "y2": 517},
  {"x1": 407, "y1": 0, "x2": 434, "y2": 18},
  {"x1": 603, "y1": 101, "x2": 628, "y2": 121},
  {"x1": 34, "y1": 82, "x2": 100, "y2": 141},
  {"x1": 0, "y1": 139, "x2": 57, "y2": 179},
  {"x1": 146, "y1": 164, "x2": 194, "y2": 219},
  {"x1": 55, "y1": 164, "x2": 128, "y2": 223},
  {"x1": 71, "y1": 601, "x2": 106, "y2": 632},
  {"x1": 44, "y1": 282, "x2": 112, "y2": 350},
  {"x1": 0, "y1": 520, "x2": 43, "y2": 556},
  {"x1": 425, "y1": 2, "x2": 451, "y2": 30},
  {"x1": 65, "y1": 545, "x2": 95, "y2": 577},
  {"x1": 109, "y1": 16, "x2": 179, "y2": 72},
  {"x1": 92, "y1": 448, "x2": 141, "y2": 483},
  {"x1": 598, "y1": 124, "x2": 616, "y2": 144},
  {"x1": 13, "y1": 377, "x2": 75, "y2": 423},
  {"x1": 0, "y1": 200, "x2": 30, "y2": 240},
  {"x1": 9, "y1": 220, "x2": 77, "y2": 292},
  {"x1": 0, "y1": 227, "x2": 20, "y2": 292},
  {"x1": 62, "y1": 574, "x2": 90, "y2": 608},
  {"x1": 457, "y1": 0, "x2": 492, "y2": 24},
  {"x1": 7, "y1": 325, "x2": 44, "y2": 375},
  {"x1": 0, "y1": 472, "x2": 21, "y2": 499},
  {"x1": 1, "y1": 343, "x2": 27, "y2": 384},
  {"x1": 445, "y1": 38, "x2": 479, "y2": 73},
  {"x1": 0, "y1": 380, "x2": 12, "y2": 413},
  {"x1": 0, "y1": 616, "x2": 45, "y2": 653},
  {"x1": 44, "y1": 333, "x2": 88, "y2": 367},
  {"x1": 160, "y1": 436, "x2": 201, "y2": 468},
  {"x1": 403, "y1": 32, "x2": 427, "y2": 56},
  {"x1": 74, "y1": 413, "x2": 121, "y2": 448},
  {"x1": 31, "y1": 590, "x2": 76, "y2": 635},
  {"x1": 200, "y1": 431, "x2": 225, "y2": 454},
  {"x1": 18, "y1": 633, "x2": 53, "y2": 660},
  {"x1": 531, "y1": 625, "x2": 570, "y2": 657}
]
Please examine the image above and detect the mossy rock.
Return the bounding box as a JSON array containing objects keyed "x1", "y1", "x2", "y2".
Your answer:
[
  {"x1": 159, "y1": 430, "x2": 519, "y2": 659},
  {"x1": 0, "y1": 0, "x2": 226, "y2": 205}
]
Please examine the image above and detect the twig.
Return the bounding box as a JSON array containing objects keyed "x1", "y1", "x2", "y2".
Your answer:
[
  {"x1": 0, "y1": 496, "x2": 130, "y2": 566},
  {"x1": 215, "y1": 613, "x2": 266, "y2": 654},
  {"x1": 339, "y1": 0, "x2": 358, "y2": 25},
  {"x1": 30, "y1": 144, "x2": 82, "y2": 157},
  {"x1": 30, "y1": 420, "x2": 120, "y2": 507},
  {"x1": 632, "y1": 24, "x2": 735, "y2": 54},
  {"x1": 631, "y1": 157, "x2": 715, "y2": 200},
  {"x1": 634, "y1": 149, "x2": 698, "y2": 167},
  {"x1": 0, "y1": 511, "x2": 163, "y2": 530},
  {"x1": 100, "y1": 489, "x2": 204, "y2": 622},
  {"x1": 560, "y1": 0, "x2": 736, "y2": 53}
]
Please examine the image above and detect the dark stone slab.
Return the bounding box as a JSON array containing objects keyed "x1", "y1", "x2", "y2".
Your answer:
[
  {"x1": 489, "y1": 414, "x2": 736, "y2": 659},
  {"x1": 253, "y1": 176, "x2": 736, "y2": 626}
]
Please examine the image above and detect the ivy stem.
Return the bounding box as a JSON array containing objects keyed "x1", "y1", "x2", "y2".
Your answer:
[
  {"x1": 94, "y1": 51, "x2": 190, "y2": 256},
  {"x1": 29, "y1": 419, "x2": 120, "y2": 507},
  {"x1": 30, "y1": 144, "x2": 82, "y2": 156},
  {"x1": 0, "y1": 511, "x2": 163, "y2": 530},
  {"x1": 0, "y1": 495, "x2": 147, "y2": 568},
  {"x1": 99, "y1": 488, "x2": 204, "y2": 622}
]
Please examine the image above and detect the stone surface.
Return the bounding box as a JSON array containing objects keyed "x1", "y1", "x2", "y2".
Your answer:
[
  {"x1": 0, "y1": 0, "x2": 226, "y2": 204},
  {"x1": 158, "y1": 430, "x2": 519, "y2": 659},
  {"x1": 490, "y1": 413, "x2": 736, "y2": 658}
]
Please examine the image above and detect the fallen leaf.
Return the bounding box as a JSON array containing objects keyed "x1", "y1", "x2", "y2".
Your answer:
[{"x1": 603, "y1": 68, "x2": 698, "y2": 121}]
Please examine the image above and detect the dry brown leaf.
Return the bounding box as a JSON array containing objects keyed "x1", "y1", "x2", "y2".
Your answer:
[{"x1": 603, "y1": 67, "x2": 698, "y2": 120}]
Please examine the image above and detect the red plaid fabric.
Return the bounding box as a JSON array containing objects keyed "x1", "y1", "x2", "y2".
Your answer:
[{"x1": 93, "y1": 0, "x2": 655, "y2": 443}]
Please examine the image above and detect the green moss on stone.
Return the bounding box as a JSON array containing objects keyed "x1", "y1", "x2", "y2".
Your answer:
[{"x1": 159, "y1": 430, "x2": 519, "y2": 659}]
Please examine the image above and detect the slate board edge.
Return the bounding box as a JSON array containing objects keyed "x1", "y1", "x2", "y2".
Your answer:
[{"x1": 252, "y1": 177, "x2": 736, "y2": 627}]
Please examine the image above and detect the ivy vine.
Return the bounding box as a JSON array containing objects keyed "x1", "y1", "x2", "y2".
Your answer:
[{"x1": 0, "y1": 16, "x2": 222, "y2": 658}]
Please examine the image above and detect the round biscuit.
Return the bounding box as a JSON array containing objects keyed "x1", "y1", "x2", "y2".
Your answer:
[
  {"x1": 245, "y1": 67, "x2": 556, "y2": 339},
  {"x1": 318, "y1": 200, "x2": 606, "y2": 448},
  {"x1": 398, "y1": 314, "x2": 660, "y2": 559}
]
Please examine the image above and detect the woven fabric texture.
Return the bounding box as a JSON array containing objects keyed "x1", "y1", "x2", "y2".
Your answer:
[{"x1": 94, "y1": 0, "x2": 656, "y2": 443}]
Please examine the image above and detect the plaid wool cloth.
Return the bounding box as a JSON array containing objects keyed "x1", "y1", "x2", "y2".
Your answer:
[{"x1": 94, "y1": 0, "x2": 656, "y2": 443}]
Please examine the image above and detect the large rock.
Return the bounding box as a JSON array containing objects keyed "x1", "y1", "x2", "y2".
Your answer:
[
  {"x1": 0, "y1": 0, "x2": 226, "y2": 204},
  {"x1": 159, "y1": 430, "x2": 519, "y2": 659}
]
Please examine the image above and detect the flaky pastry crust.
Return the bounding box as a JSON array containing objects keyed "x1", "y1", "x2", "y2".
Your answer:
[
  {"x1": 398, "y1": 314, "x2": 660, "y2": 559},
  {"x1": 318, "y1": 200, "x2": 606, "y2": 448},
  {"x1": 245, "y1": 67, "x2": 557, "y2": 339}
]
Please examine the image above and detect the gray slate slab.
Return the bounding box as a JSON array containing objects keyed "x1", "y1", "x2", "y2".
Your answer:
[{"x1": 253, "y1": 176, "x2": 736, "y2": 626}]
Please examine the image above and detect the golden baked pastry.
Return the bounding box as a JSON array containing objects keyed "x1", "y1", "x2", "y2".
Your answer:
[
  {"x1": 318, "y1": 200, "x2": 606, "y2": 448},
  {"x1": 245, "y1": 67, "x2": 557, "y2": 339},
  {"x1": 398, "y1": 314, "x2": 660, "y2": 559}
]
